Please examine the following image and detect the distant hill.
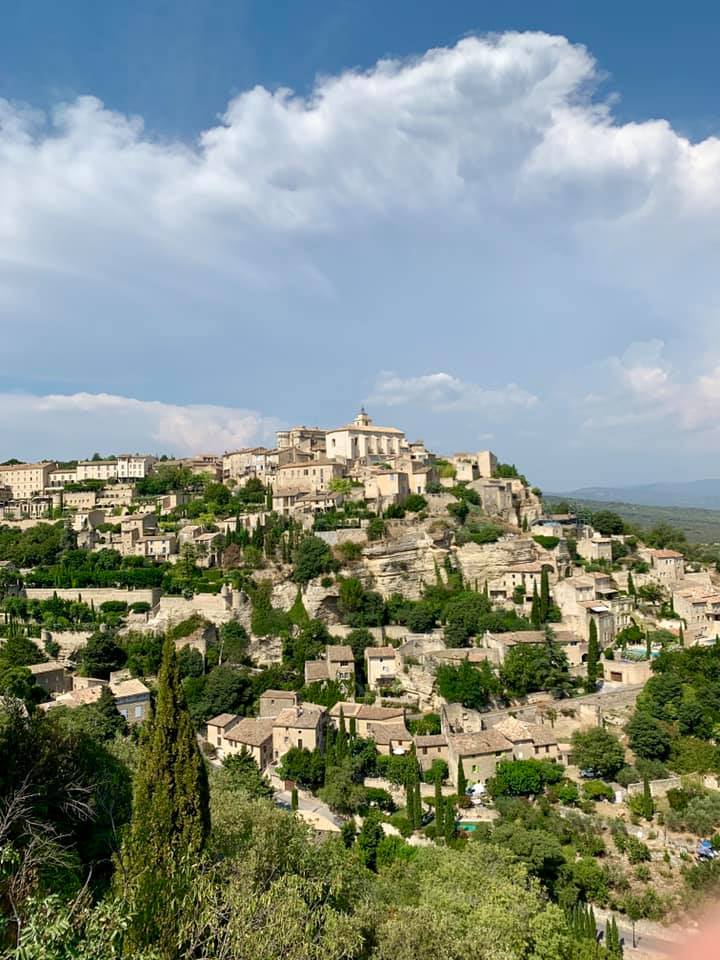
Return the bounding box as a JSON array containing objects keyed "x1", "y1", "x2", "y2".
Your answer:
[
  {"x1": 556, "y1": 479, "x2": 720, "y2": 510},
  {"x1": 544, "y1": 495, "x2": 720, "y2": 544}
]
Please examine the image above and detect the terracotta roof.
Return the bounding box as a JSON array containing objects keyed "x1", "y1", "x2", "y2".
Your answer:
[
  {"x1": 493, "y1": 717, "x2": 557, "y2": 748},
  {"x1": 365, "y1": 646, "x2": 396, "y2": 658},
  {"x1": 259, "y1": 689, "x2": 298, "y2": 700},
  {"x1": 28, "y1": 660, "x2": 66, "y2": 674},
  {"x1": 304, "y1": 660, "x2": 330, "y2": 682},
  {"x1": 274, "y1": 705, "x2": 325, "y2": 729},
  {"x1": 486, "y1": 630, "x2": 547, "y2": 645},
  {"x1": 449, "y1": 730, "x2": 513, "y2": 756},
  {"x1": 207, "y1": 712, "x2": 239, "y2": 728},
  {"x1": 367, "y1": 722, "x2": 412, "y2": 745},
  {"x1": 330, "y1": 702, "x2": 405, "y2": 722},
  {"x1": 652, "y1": 549, "x2": 684, "y2": 559},
  {"x1": 110, "y1": 679, "x2": 150, "y2": 699},
  {"x1": 326, "y1": 645, "x2": 354, "y2": 662},
  {"x1": 224, "y1": 717, "x2": 274, "y2": 746},
  {"x1": 414, "y1": 734, "x2": 448, "y2": 748}
]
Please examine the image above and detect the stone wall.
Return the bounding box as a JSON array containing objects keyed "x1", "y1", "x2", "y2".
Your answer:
[
  {"x1": 25, "y1": 587, "x2": 160, "y2": 605},
  {"x1": 39, "y1": 628, "x2": 94, "y2": 662}
]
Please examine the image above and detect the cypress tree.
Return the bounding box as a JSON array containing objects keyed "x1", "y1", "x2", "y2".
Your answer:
[
  {"x1": 457, "y1": 758, "x2": 467, "y2": 798},
  {"x1": 679, "y1": 625, "x2": 685, "y2": 647},
  {"x1": 443, "y1": 798, "x2": 455, "y2": 843},
  {"x1": 291, "y1": 786, "x2": 299, "y2": 811},
  {"x1": 645, "y1": 631, "x2": 652, "y2": 660},
  {"x1": 530, "y1": 583, "x2": 542, "y2": 628},
  {"x1": 434, "y1": 773, "x2": 444, "y2": 840},
  {"x1": 540, "y1": 566, "x2": 550, "y2": 623},
  {"x1": 119, "y1": 637, "x2": 209, "y2": 955},
  {"x1": 522, "y1": 515, "x2": 528, "y2": 532},
  {"x1": 627, "y1": 571, "x2": 636, "y2": 597},
  {"x1": 587, "y1": 618, "x2": 599, "y2": 690},
  {"x1": 348, "y1": 715, "x2": 357, "y2": 740},
  {"x1": 641, "y1": 776, "x2": 654, "y2": 820},
  {"x1": 336, "y1": 707, "x2": 348, "y2": 761}
]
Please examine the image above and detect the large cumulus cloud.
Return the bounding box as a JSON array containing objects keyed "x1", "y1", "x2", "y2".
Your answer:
[{"x1": 2, "y1": 32, "x2": 720, "y2": 483}]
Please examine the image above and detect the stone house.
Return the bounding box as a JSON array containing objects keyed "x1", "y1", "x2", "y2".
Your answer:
[
  {"x1": 221, "y1": 716, "x2": 274, "y2": 767},
  {"x1": 447, "y1": 729, "x2": 514, "y2": 789},
  {"x1": 27, "y1": 660, "x2": 71, "y2": 695},
  {"x1": 576, "y1": 535, "x2": 613, "y2": 563},
  {"x1": 366, "y1": 721, "x2": 413, "y2": 755},
  {"x1": 363, "y1": 469, "x2": 410, "y2": 509},
  {"x1": 414, "y1": 733, "x2": 449, "y2": 771},
  {"x1": 0, "y1": 461, "x2": 56, "y2": 499},
  {"x1": 274, "y1": 458, "x2": 345, "y2": 494},
  {"x1": 41, "y1": 678, "x2": 151, "y2": 724},
  {"x1": 303, "y1": 645, "x2": 355, "y2": 686},
  {"x1": 365, "y1": 646, "x2": 398, "y2": 690},
  {"x1": 272, "y1": 703, "x2": 326, "y2": 760},
  {"x1": 649, "y1": 549, "x2": 686, "y2": 583},
  {"x1": 604, "y1": 658, "x2": 653, "y2": 686},
  {"x1": 258, "y1": 689, "x2": 298, "y2": 718},
  {"x1": 492, "y1": 717, "x2": 560, "y2": 761},
  {"x1": 329, "y1": 702, "x2": 406, "y2": 738}
]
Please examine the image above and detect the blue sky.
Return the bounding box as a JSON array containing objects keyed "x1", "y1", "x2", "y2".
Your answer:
[{"x1": 1, "y1": 1, "x2": 720, "y2": 488}]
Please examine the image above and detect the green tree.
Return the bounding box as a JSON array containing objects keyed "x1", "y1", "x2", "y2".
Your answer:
[
  {"x1": 640, "y1": 776, "x2": 654, "y2": 820},
  {"x1": 457, "y1": 758, "x2": 467, "y2": 797},
  {"x1": 586, "y1": 618, "x2": 600, "y2": 690},
  {"x1": 531, "y1": 583, "x2": 541, "y2": 628},
  {"x1": 291, "y1": 785, "x2": 299, "y2": 811},
  {"x1": 220, "y1": 750, "x2": 274, "y2": 799},
  {"x1": 357, "y1": 808, "x2": 384, "y2": 871},
  {"x1": 500, "y1": 641, "x2": 574, "y2": 698},
  {"x1": 626, "y1": 711, "x2": 671, "y2": 761},
  {"x1": 434, "y1": 774, "x2": 444, "y2": 840},
  {"x1": 627, "y1": 571, "x2": 636, "y2": 597},
  {"x1": 570, "y1": 728, "x2": 625, "y2": 779},
  {"x1": 293, "y1": 535, "x2": 336, "y2": 583},
  {"x1": 77, "y1": 632, "x2": 126, "y2": 680},
  {"x1": 119, "y1": 638, "x2": 210, "y2": 955},
  {"x1": 540, "y1": 567, "x2": 551, "y2": 623},
  {"x1": 435, "y1": 659, "x2": 500, "y2": 710}
]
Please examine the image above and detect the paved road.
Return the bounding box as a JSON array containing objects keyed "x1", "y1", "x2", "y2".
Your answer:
[
  {"x1": 275, "y1": 788, "x2": 343, "y2": 827},
  {"x1": 595, "y1": 911, "x2": 684, "y2": 957}
]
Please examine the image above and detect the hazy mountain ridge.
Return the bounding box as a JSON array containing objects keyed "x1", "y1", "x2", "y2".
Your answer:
[{"x1": 556, "y1": 478, "x2": 720, "y2": 510}]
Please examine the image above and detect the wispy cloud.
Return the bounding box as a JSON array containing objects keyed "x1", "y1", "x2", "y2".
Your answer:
[
  {"x1": 368, "y1": 372, "x2": 538, "y2": 413},
  {"x1": 0, "y1": 393, "x2": 282, "y2": 460}
]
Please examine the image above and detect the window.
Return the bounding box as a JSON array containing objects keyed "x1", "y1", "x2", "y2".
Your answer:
[{"x1": 298, "y1": 738, "x2": 303, "y2": 750}]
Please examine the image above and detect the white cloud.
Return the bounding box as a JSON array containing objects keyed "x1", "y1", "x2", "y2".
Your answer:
[
  {"x1": 2, "y1": 32, "x2": 720, "y2": 482},
  {"x1": 0, "y1": 393, "x2": 281, "y2": 460},
  {"x1": 368, "y1": 371, "x2": 538, "y2": 412}
]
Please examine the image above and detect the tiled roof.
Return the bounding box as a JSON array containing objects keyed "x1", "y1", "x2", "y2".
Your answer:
[
  {"x1": 110, "y1": 679, "x2": 150, "y2": 699},
  {"x1": 273, "y1": 705, "x2": 325, "y2": 729},
  {"x1": 224, "y1": 717, "x2": 274, "y2": 746},
  {"x1": 449, "y1": 729, "x2": 513, "y2": 756},
  {"x1": 367, "y1": 722, "x2": 412, "y2": 745},
  {"x1": 304, "y1": 661, "x2": 330, "y2": 682},
  {"x1": 414, "y1": 734, "x2": 448, "y2": 748},
  {"x1": 207, "y1": 713, "x2": 239, "y2": 728},
  {"x1": 326, "y1": 645, "x2": 354, "y2": 662},
  {"x1": 365, "y1": 646, "x2": 396, "y2": 658},
  {"x1": 28, "y1": 660, "x2": 66, "y2": 674}
]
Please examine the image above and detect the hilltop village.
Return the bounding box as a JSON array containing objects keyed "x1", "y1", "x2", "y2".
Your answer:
[{"x1": 5, "y1": 409, "x2": 720, "y2": 954}]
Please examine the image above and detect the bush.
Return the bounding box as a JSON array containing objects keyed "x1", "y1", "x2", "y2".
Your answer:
[
  {"x1": 404, "y1": 494, "x2": 427, "y2": 513},
  {"x1": 293, "y1": 535, "x2": 336, "y2": 583},
  {"x1": 337, "y1": 541, "x2": 362, "y2": 562},
  {"x1": 625, "y1": 836, "x2": 651, "y2": 864},
  {"x1": 366, "y1": 518, "x2": 386, "y2": 541},
  {"x1": 582, "y1": 779, "x2": 615, "y2": 802}
]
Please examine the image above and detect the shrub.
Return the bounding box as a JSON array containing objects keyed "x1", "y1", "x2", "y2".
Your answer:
[
  {"x1": 582, "y1": 779, "x2": 615, "y2": 802},
  {"x1": 404, "y1": 494, "x2": 427, "y2": 513}
]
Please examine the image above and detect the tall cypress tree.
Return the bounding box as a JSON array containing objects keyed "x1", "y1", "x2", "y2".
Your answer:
[
  {"x1": 627, "y1": 571, "x2": 636, "y2": 597},
  {"x1": 336, "y1": 707, "x2": 348, "y2": 761},
  {"x1": 443, "y1": 798, "x2": 455, "y2": 843},
  {"x1": 434, "y1": 773, "x2": 444, "y2": 840},
  {"x1": 586, "y1": 618, "x2": 599, "y2": 690},
  {"x1": 457, "y1": 758, "x2": 467, "y2": 798},
  {"x1": 530, "y1": 583, "x2": 542, "y2": 628},
  {"x1": 540, "y1": 566, "x2": 550, "y2": 623},
  {"x1": 120, "y1": 637, "x2": 209, "y2": 955},
  {"x1": 641, "y1": 776, "x2": 654, "y2": 820},
  {"x1": 679, "y1": 625, "x2": 685, "y2": 647}
]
